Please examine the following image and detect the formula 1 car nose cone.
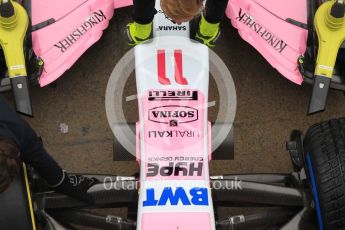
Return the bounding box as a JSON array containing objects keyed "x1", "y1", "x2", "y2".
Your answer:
[
  {"x1": 148, "y1": 105, "x2": 198, "y2": 125},
  {"x1": 105, "y1": 35, "x2": 237, "y2": 158}
]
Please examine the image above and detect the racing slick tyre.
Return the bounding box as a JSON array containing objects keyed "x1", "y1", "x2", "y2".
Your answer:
[{"x1": 304, "y1": 118, "x2": 345, "y2": 230}]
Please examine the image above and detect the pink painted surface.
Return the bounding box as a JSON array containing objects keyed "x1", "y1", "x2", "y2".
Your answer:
[
  {"x1": 31, "y1": 0, "x2": 87, "y2": 26},
  {"x1": 32, "y1": 0, "x2": 114, "y2": 86},
  {"x1": 114, "y1": 0, "x2": 133, "y2": 8},
  {"x1": 142, "y1": 90, "x2": 206, "y2": 180},
  {"x1": 254, "y1": 0, "x2": 307, "y2": 23},
  {"x1": 135, "y1": 44, "x2": 214, "y2": 229},
  {"x1": 31, "y1": 0, "x2": 134, "y2": 87},
  {"x1": 136, "y1": 121, "x2": 141, "y2": 163},
  {"x1": 208, "y1": 121, "x2": 211, "y2": 161},
  {"x1": 141, "y1": 212, "x2": 212, "y2": 230},
  {"x1": 226, "y1": 0, "x2": 308, "y2": 84}
]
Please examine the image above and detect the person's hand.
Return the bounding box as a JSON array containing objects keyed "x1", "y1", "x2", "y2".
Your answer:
[{"x1": 53, "y1": 171, "x2": 99, "y2": 204}]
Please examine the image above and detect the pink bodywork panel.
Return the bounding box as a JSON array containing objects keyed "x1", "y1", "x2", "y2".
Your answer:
[
  {"x1": 134, "y1": 41, "x2": 214, "y2": 229},
  {"x1": 136, "y1": 121, "x2": 141, "y2": 163},
  {"x1": 32, "y1": 0, "x2": 308, "y2": 87},
  {"x1": 142, "y1": 90, "x2": 206, "y2": 180},
  {"x1": 141, "y1": 212, "x2": 212, "y2": 230},
  {"x1": 113, "y1": 0, "x2": 133, "y2": 8},
  {"x1": 254, "y1": 0, "x2": 307, "y2": 23},
  {"x1": 208, "y1": 121, "x2": 211, "y2": 161},
  {"x1": 31, "y1": 0, "x2": 133, "y2": 87},
  {"x1": 138, "y1": 89, "x2": 213, "y2": 230},
  {"x1": 226, "y1": 0, "x2": 308, "y2": 84}
]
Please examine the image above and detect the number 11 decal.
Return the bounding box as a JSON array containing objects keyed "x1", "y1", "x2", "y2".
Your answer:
[{"x1": 157, "y1": 49, "x2": 188, "y2": 85}]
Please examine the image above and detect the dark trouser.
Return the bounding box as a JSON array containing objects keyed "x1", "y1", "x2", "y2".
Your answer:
[
  {"x1": 133, "y1": 0, "x2": 229, "y2": 24},
  {"x1": 0, "y1": 96, "x2": 63, "y2": 186}
]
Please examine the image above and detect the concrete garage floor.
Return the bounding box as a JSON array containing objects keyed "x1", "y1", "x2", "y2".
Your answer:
[{"x1": 2, "y1": 6, "x2": 345, "y2": 221}]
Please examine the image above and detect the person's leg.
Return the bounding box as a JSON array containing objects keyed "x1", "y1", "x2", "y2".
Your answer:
[
  {"x1": 204, "y1": 0, "x2": 229, "y2": 24},
  {"x1": 196, "y1": 0, "x2": 229, "y2": 47},
  {"x1": 133, "y1": 0, "x2": 157, "y2": 24},
  {"x1": 127, "y1": 0, "x2": 156, "y2": 46}
]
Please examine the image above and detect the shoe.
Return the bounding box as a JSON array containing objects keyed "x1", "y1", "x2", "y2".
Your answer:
[
  {"x1": 126, "y1": 21, "x2": 153, "y2": 46},
  {"x1": 195, "y1": 16, "x2": 221, "y2": 48}
]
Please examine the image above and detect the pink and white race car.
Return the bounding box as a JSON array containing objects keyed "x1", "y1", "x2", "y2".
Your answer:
[
  {"x1": 0, "y1": 0, "x2": 344, "y2": 115},
  {"x1": 1, "y1": 1, "x2": 345, "y2": 230}
]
